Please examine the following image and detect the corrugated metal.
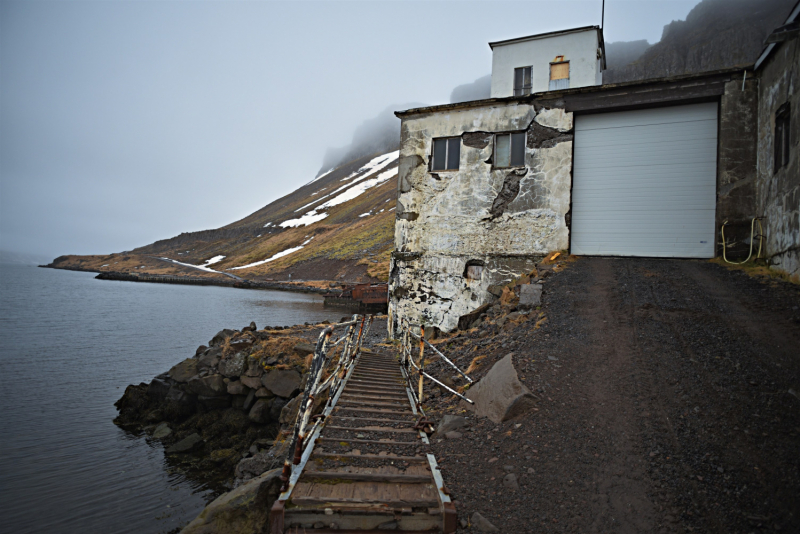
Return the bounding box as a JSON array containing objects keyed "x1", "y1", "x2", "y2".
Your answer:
[{"x1": 571, "y1": 103, "x2": 718, "y2": 258}]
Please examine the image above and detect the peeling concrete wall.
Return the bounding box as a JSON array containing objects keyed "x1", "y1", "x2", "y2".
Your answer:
[
  {"x1": 390, "y1": 103, "x2": 573, "y2": 334},
  {"x1": 756, "y1": 39, "x2": 800, "y2": 278}
]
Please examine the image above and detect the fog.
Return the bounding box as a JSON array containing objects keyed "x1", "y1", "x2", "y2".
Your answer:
[{"x1": 1, "y1": 0, "x2": 704, "y2": 258}]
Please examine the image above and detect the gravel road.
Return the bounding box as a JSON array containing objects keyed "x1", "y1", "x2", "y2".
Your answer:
[{"x1": 427, "y1": 257, "x2": 800, "y2": 533}]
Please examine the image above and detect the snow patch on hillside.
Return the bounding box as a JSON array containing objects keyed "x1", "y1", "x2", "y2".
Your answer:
[
  {"x1": 280, "y1": 151, "x2": 398, "y2": 228},
  {"x1": 228, "y1": 237, "x2": 314, "y2": 270},
  {"x1": 200, "y1": 255, "x2": 225, "y2": 267}
]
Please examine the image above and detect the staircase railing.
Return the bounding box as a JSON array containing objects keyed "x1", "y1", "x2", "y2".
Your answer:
[
  {"x1": 398, "y1": 317, "x2": 474, "y2": 417},
  {"x1": 278, "y1": 314, "x2": 373, "y2": 493}
]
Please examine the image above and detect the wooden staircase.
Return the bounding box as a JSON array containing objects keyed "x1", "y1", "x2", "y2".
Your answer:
[{"x1": 270, "y1": 350, "x2": 456, "y2": 533}]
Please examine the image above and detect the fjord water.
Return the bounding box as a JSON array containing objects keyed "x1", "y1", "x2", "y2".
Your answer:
[{"x1": 0, "y1": 264, "x2": 338, "y2": 534}]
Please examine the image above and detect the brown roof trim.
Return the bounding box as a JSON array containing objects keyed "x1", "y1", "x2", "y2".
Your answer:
[
  {"x1": 394, "y1": 66, "x2": 750, "y2": 118},
  {"x1": 488, "y1": 25, "x2": 601, "y2": 49}
]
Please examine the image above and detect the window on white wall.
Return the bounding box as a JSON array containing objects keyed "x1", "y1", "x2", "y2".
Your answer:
[
  {"x1": 494, "y1": 132, "x2": 526, "y2": 168},
  {"x1": 549, "y1": 56, "x2": 569, "y2": 91},
  {"x1": 514, "y1": 66, "x2": 532, "y2": 96},
  {"x1": 432, "y1": 137, "x2": 461, "y2": 171}
]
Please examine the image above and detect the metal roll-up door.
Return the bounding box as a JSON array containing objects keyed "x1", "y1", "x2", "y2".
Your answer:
[{"x1": 571, "y1": 102, "x2": 718, "y2": 258}]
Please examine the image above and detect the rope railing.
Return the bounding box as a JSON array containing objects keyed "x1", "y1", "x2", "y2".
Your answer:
[
  {"x1": 398, "y1": 318, "x2": 474, "y2": 411},
  {"x1": 278, "y1": 314, "x2": 373, "y2": 492}
]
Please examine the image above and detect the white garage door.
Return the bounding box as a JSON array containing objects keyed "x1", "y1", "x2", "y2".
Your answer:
[{"x1": 571, "y1": 102, "x2": 718, "y2": 258}]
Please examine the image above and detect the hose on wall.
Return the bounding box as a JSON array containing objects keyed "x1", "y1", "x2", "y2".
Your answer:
[{"x1": 721, "y1": 217, "x2": 764, "y2": 264}]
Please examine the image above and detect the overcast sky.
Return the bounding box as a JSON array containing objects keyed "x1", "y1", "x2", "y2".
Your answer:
[{"x1": 1, "y1": 0, "x2": 701, "y2": 259}]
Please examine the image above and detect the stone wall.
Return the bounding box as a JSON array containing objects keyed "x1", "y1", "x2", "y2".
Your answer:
[
  {"x1": 756, "y1": 38, "x2": 800, "y2": 278},
  {"x1": 390, "y1": 103, "x2": 573, "y2": 333}
]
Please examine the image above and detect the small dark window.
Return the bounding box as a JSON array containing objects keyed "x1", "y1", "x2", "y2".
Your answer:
[
  {"x1": 514, "y1": 66, "x2": 532, "y2": 96},
  {"x1": 432, "y1": 137, "x2": 460, "y2": 171},
  {"x1": 775, "y1": 103, "x2": 791, "y2": 173},
  {"x1": 463, "y1": 259, "x2": 484, "y2": 280},
  {"x1": 494, "y1": 132, "x2": 526, "y2": 168}
]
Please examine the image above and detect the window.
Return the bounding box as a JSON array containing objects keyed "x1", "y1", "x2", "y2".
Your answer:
[
  {"x1": 549, "y1": 56, "x2": 569, "y2": 91},
  {"x1": 432, "y1": 137, "x2": 460, "y2": 171},
  {"x1": 514, "y1": 66, "x2": 532, "y2": 96},
  {"x1": 775, "y1": 103, "x2": 791, "y2": 173},
  {"x1": 494, "y1": 132, "x2": 526, "y2": 168}
]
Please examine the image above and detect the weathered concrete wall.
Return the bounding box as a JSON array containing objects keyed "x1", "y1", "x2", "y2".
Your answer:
[
  {"x1": 390, "y1": 103, "x2": 573, "y2": 333},
  {"x1": 717, "y1": 77, "x2": 760, "y2": 257},
  {"x1": 756, "y1": 39, "x2": 800, "y2": 278}
]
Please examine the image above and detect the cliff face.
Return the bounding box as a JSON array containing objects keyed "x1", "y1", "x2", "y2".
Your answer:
[{"x1": 604, "y1": 0, "x2": 794, "y2": 83}]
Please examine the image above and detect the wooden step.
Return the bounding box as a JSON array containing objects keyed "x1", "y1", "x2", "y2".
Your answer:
[
  {"x1": 325, "y1": 425, "x2": 416, "y2": 434},
  {"x1": 343, "y1": 387, "x2": 407, "y2": 396},
  {"x1": 330, "y1": 415, "x2": 415, "y2": 424},
  {"x1": 334, "y1": 406, "x2": 413, "y2": 417},
  {"x1": 340, "y1": 392, "x2": 408, "y2": 401},
  {"x1": 339, "y1": 399, "x2": 408, "y2": 408},
  {"x1": 317, "y1": 437, "x2": 418, "y2": 447},
  {"x1": 312, "y1": 452, "x2": 427, "y2": 462},
  {"x1": 289, "y1": 496, "x2": 440, "y2": 508},
  {"x1": 303, "y1": 471, "x2": 430, "y2": 483}
]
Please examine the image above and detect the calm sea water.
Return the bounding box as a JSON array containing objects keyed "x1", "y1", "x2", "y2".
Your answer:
[{"x1": 0, "y1": 264, "x2": 339, "y2": 534}]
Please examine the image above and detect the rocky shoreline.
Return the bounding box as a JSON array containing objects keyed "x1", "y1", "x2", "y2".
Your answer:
[{"x1": 114, "y1": 321, "x2": 331, "y2": 495}]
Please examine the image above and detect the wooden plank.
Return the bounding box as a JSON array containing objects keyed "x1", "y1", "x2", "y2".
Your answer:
[
  {"x1": 312, "y1": 452, "x2": 427, "y2": 462},
  {"x1": 303, "y1": 471, "x2": 431, "y2": 483},
  {"x1": 325, "y1": 425, "x2": 416, "y2": 434},
  {"x1": 317, "y1": 437, "x2": 417, "y2": 446}
]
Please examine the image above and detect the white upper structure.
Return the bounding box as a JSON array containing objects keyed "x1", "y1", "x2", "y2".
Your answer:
[{"x1": 489, "y1": 26, "x2": 606, "y2": 98}]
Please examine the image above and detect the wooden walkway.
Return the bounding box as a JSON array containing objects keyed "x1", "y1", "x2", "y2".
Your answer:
[{"x1": 270, "y1": 350, "x2": 456, "y2": 533}]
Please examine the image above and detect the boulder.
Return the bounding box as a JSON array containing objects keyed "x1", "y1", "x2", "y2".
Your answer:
[
  {"x1": 153, "y1": 422, "x2": 172, "y2": 439},
  {"x1": 294, "y1": 342, "x2": 317, "y2": 355},
  {"x1": 248, "y1": 399, "x2": 272, "y2": 423},
  {"x1": 279, "y1": 394, "x2": 303, "y2": 425},
  {"x1": 195, "y1": 345, "x2": 208, "y2": 357},
  {"x1": 198, "y1": 347, "x2": 222, "y2": 371},
  {"x1": 209, "y1": 329, "x2": 236, "y2": 347},
  {"x1": 165, "y1": 385, "x2": 195, "y2": 406},
  {"x1": 187, "y1": 375, "x2": 227, "y2": 397},
  {"x1": 166, "y1": 433, "x2": 204, "y2": 454},
  {"x1": 199, "y1": 395, "x2": 231, "y2": 410},
  {"x1": 244, "y1": 358, "x2": 264, "y2": 378},
  {"x1": 518, "y1": 283, "x2": 542, "y2": 308},
  {"x1": 240, "y1": 375, "x2": 262, "y2": 390},
  {"x1": 169, "y1": 359, "x2": 198, "y2": 383},
  {"x1": 180, "y1": 468, "x2": 282, "y2": 534},
  {"x1": 464, "y1": 354, "x2": 538, "y2": 424},
  {"x1": 147, "y1": 377, "x2": 171, "y2": 402},
  {"x1": 471, "y1": 512, "x2": 499, "y2": 532},
  {"x1": 255, "y1": 387, "x2": 275, "y2": 399},
  {"x1": 261, "y1": 369, "x2": 301, "y2": 398},
  {"x1": 242, "y1": 389, "x2": 256, "y2": 412},
  {"x1": 269, "y1": 397, "x2": 288, "y2": 421},
  {"x1": 226, "y1": 380, "x2": 249, "y2": 396},
  {"x1": 228, "y1": 336, "x2": 254, "y2": 354},
  {"x1": 433, "y1": 415, "x2": 468, "y2": 437},
  {"x1": 457, "y1": 303, "x2": 491, "y2": 330},
  {"x1": 235, "y1": 450, "x2": 276, "y2": 480},
  {"x1": 219, "y1": 352, "x2": 247, "y2": 378}
]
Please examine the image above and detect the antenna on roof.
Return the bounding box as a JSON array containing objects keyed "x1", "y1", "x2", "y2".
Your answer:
[{"x1": 601, "y1": 0, "x2": 605, "y2": 29}]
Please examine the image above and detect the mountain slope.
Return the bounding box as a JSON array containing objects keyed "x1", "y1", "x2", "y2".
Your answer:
[
  {"x1": 604, "y1": 0, "x2": 794, "y2": 83},
  {"x1": 48, "y1": 150, "x2": 400, "y2": 284}
]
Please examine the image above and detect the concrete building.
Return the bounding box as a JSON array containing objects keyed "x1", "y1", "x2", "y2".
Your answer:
[
  {"x1": 754, "y1": 2, "x2": 800, "y2": 277},
  {"x1": 490, "y1": 26, "x2": 605, "y2": 97},
  {"x1": 389, "y1": 14, "x2": 799, "y2": 336}
]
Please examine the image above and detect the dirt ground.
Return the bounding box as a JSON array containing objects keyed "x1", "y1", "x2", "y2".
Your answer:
[{"x1": 426, "y1": 257, "x2": 800, "y2": 533}]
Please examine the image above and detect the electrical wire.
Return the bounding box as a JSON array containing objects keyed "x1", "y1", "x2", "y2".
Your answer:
[{"x1": 721, "y1": 217, "x2": 764, "y2": 264}]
